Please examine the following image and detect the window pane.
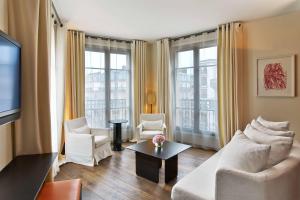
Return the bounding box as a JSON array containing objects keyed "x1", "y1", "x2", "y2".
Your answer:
[
  {"x1": 178, "y1": 50, "x2": 193, "y2": 68},
  {"x1": 110, "y1": 51, "x2": 130, "y2": 121},
  {"x1": 110, "y1": 53, "x2": 128, "y2": 69},
  {"x1": 89, "y1": 51, "x2": 105, "y2": 68},
  {"x1": 176, "y1": 68, "x2": 194, "y2": 129},
  {"x1": 85, "y1": 68, "x2": 106, "y2": 128},
  {"x1": 199, "y1": 47, "x2": 217, "y2": 133},
  {"x1": 199, "y1": 46, "x2": 217, "y2": 67}
]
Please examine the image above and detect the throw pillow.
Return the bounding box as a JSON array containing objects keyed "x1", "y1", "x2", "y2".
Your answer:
[
  {"x1": 72, "y1": 125, "x2": 91, "y2": 134},
  {"x1": 217, "y1": 130, "x2": 271, "y2": 173},
  {"x1": 251, "y1": 120, "x2": 295, "y2": 138},
  {"x1": 244, "y1": 124, "x2": 293, "y2": 166},
  {"x1": 257, "y1": 116, "x2": 289, "y2": 131},
  {"x1": 142, "y1": 120, "x2": 163, "y2": 130}
]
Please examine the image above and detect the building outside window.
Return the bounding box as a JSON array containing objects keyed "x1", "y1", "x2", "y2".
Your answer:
[
  {"x1": 85, "y1": 47, "x2": 131, "y2": 129},
  {"x1": 173, "y1": 42, "x2": 218, "y2": 138}
]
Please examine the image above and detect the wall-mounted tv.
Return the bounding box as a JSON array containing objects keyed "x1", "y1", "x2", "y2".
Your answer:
[{"x1": 0, "y1": 31, "x2": 21, "y2": 125}]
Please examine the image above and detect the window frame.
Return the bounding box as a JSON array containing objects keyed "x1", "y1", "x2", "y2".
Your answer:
[
  {"x1": 172, "y1": 41, "x2": 217, "y2": 136},
  {"x1": 85, "y1": 46, "x2": 132, "y2": 128}
]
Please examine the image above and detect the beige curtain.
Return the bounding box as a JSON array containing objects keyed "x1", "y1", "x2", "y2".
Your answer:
[
  {"x1": 50, "y1": 16, "x2": 67, "y2": 177},
  {"x1": 217, "y1": 22, "x2": 243, "y2": 147},
  {"x1": 8, "y1": 0, "x2": 52, "y2": 155},
  {"x1": 131, "y1": 40, "x2": 147, "y2": 139},
  {"x1": 64, "y1": 30, "x2": 85, "y2": 120},
  {"x1": 156, "y1": 39, "x2": 173, "y2": 140}
]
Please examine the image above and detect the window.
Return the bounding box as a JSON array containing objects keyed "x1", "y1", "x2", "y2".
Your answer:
[
  {"x1": 174, "y1": 46, "x2": 217, "y2": 135},
  {"x1": 85, "y1": 49, "x2": 131, "y2": 128}
]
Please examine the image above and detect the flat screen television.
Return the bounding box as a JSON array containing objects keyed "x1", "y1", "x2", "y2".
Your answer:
[{"x1": 0, "y1": 31, "x2": 21, "y2": 125}]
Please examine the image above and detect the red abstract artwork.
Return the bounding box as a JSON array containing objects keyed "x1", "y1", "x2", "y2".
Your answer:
[{"x1": 264, "y1": 63, "x2": 287, "y2": 90}]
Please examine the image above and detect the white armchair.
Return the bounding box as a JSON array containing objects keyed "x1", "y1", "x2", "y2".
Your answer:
[
  {"x1": 136, "y1": 113, "x2": 167, "y2": 141},
  {"x1": 64, "y1": 117, "x2": 112, "y2": 166}
]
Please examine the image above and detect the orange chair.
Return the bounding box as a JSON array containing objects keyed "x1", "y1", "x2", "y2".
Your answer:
[{"x1": 38, "y1": 179, "x2": 82, "y2": 200}]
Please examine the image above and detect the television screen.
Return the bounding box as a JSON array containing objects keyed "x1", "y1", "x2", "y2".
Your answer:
[{"x1": 0, "y1": 31, "x2": 21, "y2": 124}]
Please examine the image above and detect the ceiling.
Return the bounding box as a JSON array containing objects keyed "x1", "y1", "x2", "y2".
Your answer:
[{"x1": 53, "y1": 0, "x2": 300, "y2": 40}]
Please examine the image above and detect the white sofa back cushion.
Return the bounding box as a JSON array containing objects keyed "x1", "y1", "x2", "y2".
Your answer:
[
  {"x1": 257, "y1": 116, "x2": 289, "y2": 131},
  {"x1": 72, "y1": 125, "x2": 91, "y2": 134},
  {"x1": 217, "y1": 130, "x2": 271, "y2": 173},
  {"x1": 244, "y1": 124, "x2": 293, "y2": 166},
  {"x1": 251, "y1": 120, "x2": 295, "y2": 137},
  {"x1": 142, "y1": 120, "x2": 163, "y2": 130}
]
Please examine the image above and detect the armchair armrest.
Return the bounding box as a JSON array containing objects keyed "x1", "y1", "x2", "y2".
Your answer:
[
  {"x1": 162, "y1": 123, "x2": 167, "y2": 134},
  {"x1": 136, "y1": 123, "x2": 143, "y2": 141},
  {"x1": 66, "y1": 133, "x2": 95, "y2": 157},
  {"x1": 91, "y1": 128, "x2": 110, "y2": 136},
  {"x1": 137, "y1": 123, "x2": 143, "y2": 129}
]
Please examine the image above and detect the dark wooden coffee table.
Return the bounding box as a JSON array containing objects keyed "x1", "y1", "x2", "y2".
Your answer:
[{"x1": 127, "y1": 140, "x2": 191, "y2": 183}]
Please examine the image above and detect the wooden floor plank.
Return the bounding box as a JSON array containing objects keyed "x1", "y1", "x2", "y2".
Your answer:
[{"x1": 55, "y1": 143, "x2": 215, "y2": 200}]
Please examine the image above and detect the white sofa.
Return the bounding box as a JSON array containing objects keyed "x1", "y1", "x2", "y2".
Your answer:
[
  {"x1": 64, "y1": 117, "x2": 113, "y2": 166},
  {"x1": 171, "y1": 141, "x2": 300, "y2": 200}
]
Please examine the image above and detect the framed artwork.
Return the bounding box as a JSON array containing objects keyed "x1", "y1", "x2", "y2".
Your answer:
[{"x1": 257, "y1": 55, "x2": 295, "y2": 97}]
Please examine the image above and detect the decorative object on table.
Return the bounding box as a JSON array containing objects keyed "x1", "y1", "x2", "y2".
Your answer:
[
  {"x1": 257, "y1": 55, "x2": 295, "y2": 97},
  {"x1": 152, "y1": 134, "x2": 165, "y2": 148},
  {"x1": 147, "y1": 91, "x2": 156, "y2": 113}
]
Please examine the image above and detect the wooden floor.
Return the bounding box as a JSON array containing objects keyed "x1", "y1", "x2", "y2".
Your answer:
[{"x1": 55, "y1": 143, "x2": 215, "y2": 200}]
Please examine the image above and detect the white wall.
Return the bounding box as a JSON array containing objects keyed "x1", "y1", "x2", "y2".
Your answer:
[
  {"x1": 243, "y1": 11, "x2": 300, "y2": 140},
  {"x1": 0, "y1": 0, "x2": 13, "y2": 171}
]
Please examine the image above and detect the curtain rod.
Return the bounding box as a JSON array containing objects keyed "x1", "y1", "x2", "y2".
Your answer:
[
  {"x1": 51, "y1": 2, "x2": 63, "y2": 27},
  {"x1": 170, "y1": 28, "x2": 217, "y2": 41},
  {"x1": 86, "y1": 34, "x2": 133, "y2": 44}
]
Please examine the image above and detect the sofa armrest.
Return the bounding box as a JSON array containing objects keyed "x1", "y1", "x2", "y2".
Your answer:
[
  {"x1": 216, "y1": 168, "x2": 267, "y2": 200},
  {"x1": 66, "y1": 133, "x2": 95, "y2": 157}
]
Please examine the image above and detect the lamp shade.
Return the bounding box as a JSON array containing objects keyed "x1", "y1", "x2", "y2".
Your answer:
[{"x1": 147, "y1": 92, "x2": 156, "y2": 105}]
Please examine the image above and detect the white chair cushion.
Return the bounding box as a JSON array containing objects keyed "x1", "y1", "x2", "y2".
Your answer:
[
  {"x1": 257, "y1": 116, "x2": 289, "y2": 131},
  {"x1": 251, "y1": 119, "x2": 295, "y2": 137},
  {"x1": 140, "y1": 130, "x2": 163, "y2": 139},
  {"x1": 244, "y1": 124, "x2": 293, "y2": 166},
  {"x1": 142, "y1": 120, "x2": 163, "y2": 130},
  {"x1": 217, "y1": 130, "x2": 271, "y2": 173},
  {"x1": 72, "y1": 125, "x2": 91, "y2": 134},
  {"x1": 95, "y1": 135, "x2": 110, "y2": 148}
]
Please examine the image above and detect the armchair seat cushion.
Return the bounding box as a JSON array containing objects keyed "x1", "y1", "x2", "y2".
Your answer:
[
  {"x1": 140, "y1": 130, "x2": 163, "y2": 139},
  {"x1": 95, "y1": 135, "x2": 110, "y2": 148}
]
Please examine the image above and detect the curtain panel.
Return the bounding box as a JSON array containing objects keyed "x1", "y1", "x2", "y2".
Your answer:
[
  {"x1": 64, "y1": 30, "x2": 85, "y2": 120},
  {"x1": 85, "y1": 37, "x2": 132, "y2": 140},
  {"x1": 217, "y1": 22, "x2": 243, "y2": 147},
  {"x1": 8, "y1": 0, "x2": 52, "y2": 155},
  {"x1": 156, "y1": 39, "x2": 174, "y2": 140},
  {"x1": 50, "y1": 17, "x2": 67, "y2": 177},
  {"x1": 131, "y1": 40, "x2": 147, "y2": 140},
  {"x1": 170, "y1": 32, "x2": 219, "y2": 150}
]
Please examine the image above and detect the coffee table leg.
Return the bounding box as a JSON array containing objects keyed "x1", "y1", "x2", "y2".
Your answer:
[
  {"x1": 136, "y1": 152, "x2": 161, "y2": 183},
  {"x1": 165, "y1": 155, "x2": 178, "y2": 183}
]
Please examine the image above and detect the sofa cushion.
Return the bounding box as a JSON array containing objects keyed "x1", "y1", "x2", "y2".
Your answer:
[
  {"x1": 95, "y1": 135, "x2": 110, "y2": 148},
  {"x1": 244, "y1": 124, "x2": 293, "y2": 166},
  {"x1": 171, "y1": 149, "x2": 222, "y2": 200},
  {"x1": 257, "y1": 116, "x2": 289, "y2": 131},
  {"x1": 140, "y1": 130, "x2": 163, "y2": 139},
  {"x1": 72, "y1": 125, "x2": 90, "y2": 134},
  {"x1": 142, "y1": 120, "x2": 163, "y2": 130},
  {"x1": 217, "y1": 131, "x2": 271, "y2": 173},
  {"x1": 251, "y1": 120, "x2": 295, "y2": 137}
]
